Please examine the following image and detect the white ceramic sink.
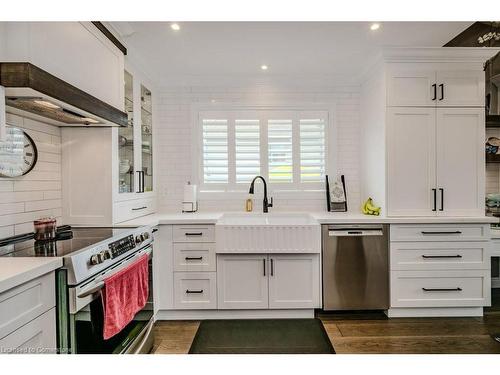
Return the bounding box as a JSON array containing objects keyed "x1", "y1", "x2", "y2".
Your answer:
[
  {"x1": 216, "y1": 213, "x2": 321, "y2": 253},
  {"x1": 217, "y1": 212, "x2": 318, "y2": 226}
]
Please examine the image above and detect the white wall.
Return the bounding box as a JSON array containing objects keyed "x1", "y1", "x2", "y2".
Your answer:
[
  {"x1": 155, "y1": 83, "x2": 361, "y2": 213},
  {"x1": 0, "y1": 113, "x2": 62, "y2": 238}
]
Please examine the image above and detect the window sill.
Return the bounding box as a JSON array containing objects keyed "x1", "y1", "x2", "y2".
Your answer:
[{"x1": 198, "y1": 189, "x2": 326, "y2": 200}]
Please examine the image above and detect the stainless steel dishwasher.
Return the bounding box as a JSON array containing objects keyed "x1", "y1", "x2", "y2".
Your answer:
[{"x1": 322, "y1": 224, "x2": 389, "y2": 310}]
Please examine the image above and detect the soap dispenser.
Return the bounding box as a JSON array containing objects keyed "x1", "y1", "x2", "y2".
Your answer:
[{"x1": 245, "y1": 195, "x2": 253, "y2": 212}]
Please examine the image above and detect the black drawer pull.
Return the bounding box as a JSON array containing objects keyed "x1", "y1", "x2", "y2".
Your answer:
[
  {"x1": 132, "y1": 206, "x2": 147, "y2": 211},
  {"x1": 186, "y1": 289, "x2": 204, "y2": 294},
  {"x1": 185, "y1": 256, "x2": 203, "y2": 261},
  {"x1": 185, "y1": 232, "x2": 203, "y2": 236},
  {"x1": 421, "y1": 231, "x2": 462, "y2": 235},
  {"x1": 422, "y1": 287, "x2": 462, "y2": 292},
  {"x1": 432, "y1": 83, "x2": 437, "y2": 101},
  {"x1": 422, "y1": 255, "x2": 462, "y2": 259}
]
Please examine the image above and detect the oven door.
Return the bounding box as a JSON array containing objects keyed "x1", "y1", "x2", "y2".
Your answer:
[{"x1": 63, "y1": 245, "x2": 154, "y2": 354}]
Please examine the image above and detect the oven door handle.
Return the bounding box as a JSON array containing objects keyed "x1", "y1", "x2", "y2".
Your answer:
[
  {"x1": 77, "y1": 246, "x2": 152, "y2": 299},
  {"x1": 77, "y1": 282, "x2": 105, "y2": 298}
]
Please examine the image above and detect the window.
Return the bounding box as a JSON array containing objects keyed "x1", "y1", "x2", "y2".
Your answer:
[{"x1": 199, "y1": 110, "x2": 328, "y2": 191}]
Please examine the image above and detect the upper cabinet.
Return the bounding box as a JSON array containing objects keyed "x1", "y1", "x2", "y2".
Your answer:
[
  {"x1": 140, "y1": 84, "x2": 154, "y2": 193},
  {"x1": 0, "y1": 22, "x2": 124, "y2": 110},
  {"x1": 387, "y1": 63, "x2": 485, "y2": 108},
  {"x1": 116, "y1": 67, "x2": 155, "y2": 199},
  {"x1": 361, "y1": 49, "x2": 494, "y2": 218}
]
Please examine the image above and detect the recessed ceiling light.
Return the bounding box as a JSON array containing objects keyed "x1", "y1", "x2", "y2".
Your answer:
[
  {"x1": 370, "y1": 23, "x2": 380, "y2": 31},
  {"x1": 170, "y1": 23, "x2": 180, "y2": 31},
  {"x1": 261, "y1": 65, "x2": 268, "y2": 71}
]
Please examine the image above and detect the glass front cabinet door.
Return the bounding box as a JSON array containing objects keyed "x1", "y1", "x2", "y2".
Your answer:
[
  {"x1": 118, "y1": 70, "x2": 135, "y2": 195},
  {"x1": 140, "y1": 84, "x2": 153, "y2": 193},
  {"x1": 118, "y1": 69, "x2": 154, "y2": 197}
]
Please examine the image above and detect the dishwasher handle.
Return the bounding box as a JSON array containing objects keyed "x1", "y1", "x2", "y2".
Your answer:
[{"x1": 328, "y1": 229, "x2": 384, "y2": 237}]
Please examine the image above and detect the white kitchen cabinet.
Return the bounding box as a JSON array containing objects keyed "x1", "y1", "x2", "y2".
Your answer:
[
  {"x1": 387, "y1": 64, "x2": 485, "y2": 108},
  {"x1": 436, "y1": 70, "x2": 485, "y2": 107},
  {"x1": 390, "y1": 270, "x2": 490, "y2": 308},
  {"x1": 0, "y1": 308, "x2": 56, "y2": 354},
  {"x1": 268, "y1": 254, "x2": 320, "y2": 309},
  {"x1": 173, "y1": 272, "x2": 217, "y2": 310},
  {"x1": 0, "y1": 272, "x2": 56, "y2": 353},
  {"x1": 62, "y1": 63, "x2": 157, "y2": 225},
  {"x1": 387, "y1": 107, "x2": 436, "y2": 216},
  {"x1": 386, "y1": 107, "x2": 484, "y2": 217},
  {"x1": 217, "y1": 255, "x2": 269, "y2": 309},
  {"x1": 436, "y1": 108, "x2": 484, "y2": 216},
  {"x1": 217, "y1": 254, "x2": 321, "y2": 310},
  {"x1": 387, "y1": 67, "x2": 437, "y2": 107},
  {"x1": 0, "y1": 22, "x2": 124, "y2": 109}
]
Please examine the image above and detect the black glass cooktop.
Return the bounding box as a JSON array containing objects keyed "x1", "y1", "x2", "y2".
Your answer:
[{"x1": 0, "y1": 227, "x2": 131, "y2": 258}]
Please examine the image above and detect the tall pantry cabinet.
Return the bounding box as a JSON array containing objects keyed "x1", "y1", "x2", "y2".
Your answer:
[{"x1": 361, "y1": 49, "x2": 494, "y2": 218}]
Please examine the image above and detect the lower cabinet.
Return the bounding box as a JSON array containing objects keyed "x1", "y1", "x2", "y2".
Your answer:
[
  {"x1": 217, "y1": 255, "x2": 269, "y2": 309},
  {"x1": 217, "y1": 254, "x2": 321, "y2": 310},
  {"x1": 268, "y1": 254, "x2": 321, "y2": 309},
  {"x1": 0, "y1": 308, "x2": 56, "y2": 354},
  {"x1": 173, "y1": 272, "x2": 217, "y2": 310}
]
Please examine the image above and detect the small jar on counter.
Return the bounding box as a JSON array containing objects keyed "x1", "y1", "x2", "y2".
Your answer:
[{"x1": 34, "y1": 217, "x2": 57, "y2": 241}]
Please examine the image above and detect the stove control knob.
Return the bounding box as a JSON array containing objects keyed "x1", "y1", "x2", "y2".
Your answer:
[
  {"x1": 96, "y1": 252, "x2": 105, "y2": 263},
  {"x1": 90, "y1": 254, "x2": 101, "y2": 265},
  {"x1": 135, "y1": 235, "x2": 143, "y2": 244},
  {"x1": 102, "y1": 250, "x2": 112, "y2": 260},
  {"x1": 143, "y1": 232, "x2": 150, "y2": 240}
]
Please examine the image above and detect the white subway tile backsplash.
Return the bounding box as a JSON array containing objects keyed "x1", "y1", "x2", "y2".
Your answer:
[
  {"x1": 155, "y1": 84, "x2": 361, "y2": 213},
  {"x1": 0, "y1": 116, "x2": 62, "y2": 238}
]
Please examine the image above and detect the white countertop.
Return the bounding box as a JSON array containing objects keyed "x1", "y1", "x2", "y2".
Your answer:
[
  {"x1": 0, "y1": 257, "x2": 62, "y2": 294},
  {"x1": 116, "y1": 211, "x2": 498, "y2": 227}
]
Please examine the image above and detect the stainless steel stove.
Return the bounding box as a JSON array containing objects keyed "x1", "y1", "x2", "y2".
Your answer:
[{"x1": 0, "y1": 225, "x2": 156, "y2": 354}]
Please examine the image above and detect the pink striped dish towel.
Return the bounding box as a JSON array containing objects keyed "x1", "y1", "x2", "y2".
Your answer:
[{"x1": 102, "y1": 253, "x2": 149, "y2": 340}]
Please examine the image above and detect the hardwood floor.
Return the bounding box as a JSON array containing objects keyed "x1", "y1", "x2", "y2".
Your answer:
[{"x1": 152, "y1": 312, "x2": 500, "y2": 354}]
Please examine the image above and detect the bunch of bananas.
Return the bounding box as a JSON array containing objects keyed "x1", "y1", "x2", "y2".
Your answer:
[{"x1": 362, "y1": 197, "x2": 381, "y2": 216}]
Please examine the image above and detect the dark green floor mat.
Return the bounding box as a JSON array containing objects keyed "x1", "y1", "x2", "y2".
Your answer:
[{"x1": 189, "y1": 318, "x2": 335, "y2": 354}]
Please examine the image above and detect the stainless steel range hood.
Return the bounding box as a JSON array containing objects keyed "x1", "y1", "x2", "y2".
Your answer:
[{"x1": 0, "y1": 63, "x2": 127, "y2": 127}]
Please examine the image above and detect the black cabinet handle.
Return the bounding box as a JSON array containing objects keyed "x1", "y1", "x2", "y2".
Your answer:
[
  {"x1": 185, "y1": 232, "x2": 203, "y2": 236},
  {"x1": 439, "y1": 188, "x2": 444, "y2": 211},
  {"x1": 141, "y1": 171, "x2": 145, "y2": 193},
  {"x1": 263, "y1": 258, "x2": 266, "y2": 276},
  {"x1": 432, "y1": 188, "x2": 437, "y2": 211},
  {"x1": 270, "y1": 258, "x2": 274, "y2": 276},
  {"x1": 432, "y1": 83, "x2": 437, "y2": 100},
  {"x1": 131, "y1": 206, "x2": 147, "y2": 211},
  {"x1": 185, "y1": 256, "x2": 203, "y2": 261},
  {"x1": 439, "y1": 84, "x2": 444, "y2": 100},
  {"x1": 186, "y1": 289, "x2": 204, "y2": 294},
  {"x1": 136, "y1": 171, "x2": 142, "y2": 193},
  {"x1": 152, "y1": 228, "x2": 158, "y2": 233},
  {"x1": 422, "y1": 287, "x2": 462, "y2": 292},
  {"x1": 422, "y1": 254, "x2": 462, "y2": 259},
  {"x1": 421, "y1": 231, "x2": 462, "y2": 235}
]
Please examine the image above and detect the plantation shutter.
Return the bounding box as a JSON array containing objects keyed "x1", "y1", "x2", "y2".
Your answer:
[
  {"x1": 202, "y1": 119, "x2": 228, "y2": 183},
  {"x1": 235, "y1": 119, "x2": 260, "y2": 183},
  {"x1": 300, "y1": 118, "x2": 326, "y2": 182},
  {"x1": 268, "y1": 119, "x2": 293, "y2": 183}
]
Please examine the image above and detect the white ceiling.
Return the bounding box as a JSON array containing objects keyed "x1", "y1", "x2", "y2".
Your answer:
[{"x1": 110, "y1": 21, "x2": 472, "y2": 87}]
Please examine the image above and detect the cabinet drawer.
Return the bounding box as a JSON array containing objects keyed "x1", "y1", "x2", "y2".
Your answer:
[
  {"x1": 173, "y1": 243, "x2": 216, "y2": 272},
  {"x1": 114, "y1": 198, "x2": 155, "y2": 223},
  {"x1": 0, "y1": 308, "x2": 56, "y2": 354},
  {"x1": 173, "y1": 225, "x2": 215, "y2": 243},
  {"x1": 390, "y1": 270, "x2": 490, "y2": 308},
  {"x1": 390, "y1": 242, "x2": 490, "y2": 271},
  {"x1": 390, "y1": 224, "x2": 489, "y2": 242},
  {"x1": 0, "y1": 272, "x2": 55, "y2": 340},
  {"x1": 174, "y1": 272, "x2": 217, "y2": 309}
]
